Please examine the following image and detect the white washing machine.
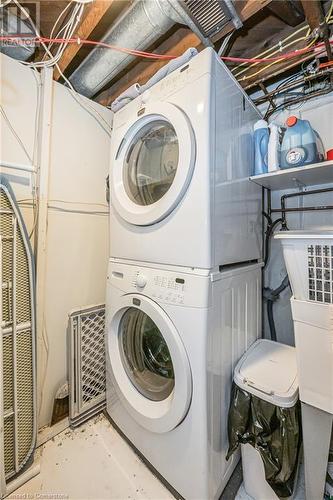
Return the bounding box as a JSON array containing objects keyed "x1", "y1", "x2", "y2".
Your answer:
[
  {"x1": 105, "y1": 258, "x2": 262, "y2": 499},
  {"x1": 109, "y1": 47, "x2": 262, "y2": 269}
]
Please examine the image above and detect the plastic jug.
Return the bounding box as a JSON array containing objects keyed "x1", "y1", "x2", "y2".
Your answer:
[
  {"x1": 253, "y1": 120, "x2": 269, "y2": 175},
  {"x1": 280, "y1": 116, "x2": 324, "y2": 169}
]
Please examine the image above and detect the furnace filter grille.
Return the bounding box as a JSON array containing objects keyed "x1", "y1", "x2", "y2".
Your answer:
[
  {"x1": 308, "y1": 244, "x2": 333, "y2": 303},
  {"x1": 0, "y1": 180, "x2": 36, "y2": 488},
  {"x1": 69, "y1": 305, "x2": 106, "y2": 428}
]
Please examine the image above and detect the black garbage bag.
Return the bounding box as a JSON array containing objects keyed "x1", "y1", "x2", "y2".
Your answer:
[{"x1": 226, "y1": 382, "x2": 302, "y2": 498}]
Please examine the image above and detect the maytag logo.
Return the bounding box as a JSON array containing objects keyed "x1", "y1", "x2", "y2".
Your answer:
[{"x1": 0, "y1": 2, "x2": 40, "y2": 43}]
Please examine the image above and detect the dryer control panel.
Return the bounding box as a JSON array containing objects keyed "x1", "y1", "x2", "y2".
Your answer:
[{"x1": 109, "y1": 261, "x2": 210, "y2": 308}]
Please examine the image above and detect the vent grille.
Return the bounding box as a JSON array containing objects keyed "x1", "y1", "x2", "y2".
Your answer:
[
  {"x1": 0, "y1": 181, "x2": 36, "y2": 487},
  {"x1": 69, "y1": 305, "x2": 106, "y2": 428},
  {"x1": 308, "y1": 244, "x2": 333, "y2": 303},
  {"x1": 182, "y1": 0, "x2": 232, "y2": 37}
]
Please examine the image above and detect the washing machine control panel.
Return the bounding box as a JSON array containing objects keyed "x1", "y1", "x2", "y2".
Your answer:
[
  {"x1": 110, "y1": 262, "x2": 210, "y2": 308},
  {"x1": 132, "y1": 270, "x2": 186, "y2": 305}
]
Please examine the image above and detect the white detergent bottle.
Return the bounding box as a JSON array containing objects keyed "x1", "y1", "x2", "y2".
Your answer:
[{"x1": 268, "y1": 123, "x2": 280, "y2": 172}]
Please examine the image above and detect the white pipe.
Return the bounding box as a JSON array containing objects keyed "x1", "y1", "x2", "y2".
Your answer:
[{"x1": 0, "y1": 160, "x2": 36, "y2": 173}]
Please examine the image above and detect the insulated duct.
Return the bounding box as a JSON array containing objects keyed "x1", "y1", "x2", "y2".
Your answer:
[{"x1": 69, "y1": 0, "x2": 211, "y2": 98}]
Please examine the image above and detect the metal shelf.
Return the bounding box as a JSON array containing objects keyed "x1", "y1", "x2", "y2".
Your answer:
[{"x1": 249, "y1": 161, "x2": 333, "y2": 191}]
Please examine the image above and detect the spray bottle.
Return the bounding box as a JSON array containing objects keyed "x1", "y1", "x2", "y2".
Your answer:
[{"x1": 268, "y1": 123, "x2": 281, "y2": 172}]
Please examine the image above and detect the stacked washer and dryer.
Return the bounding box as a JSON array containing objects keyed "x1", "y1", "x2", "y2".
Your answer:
[{"x1": 106, "y1": 47, "x2": 263, "y2": 500}]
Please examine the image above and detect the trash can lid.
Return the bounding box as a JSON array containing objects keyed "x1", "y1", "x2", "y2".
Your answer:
[{"x1": 234, "y1": 339, "x2": 298, "y2": 408}]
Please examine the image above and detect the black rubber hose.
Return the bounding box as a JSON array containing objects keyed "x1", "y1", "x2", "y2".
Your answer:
[
  {"x1": 264, "y1": 218, "x2": 283, "y2": 268},
  {"x1": 266, "y1": 275, "x2": 290, "y2": 341},
  {"x1": 267, "y1": 300, "x2": 277, "y2": 342}
]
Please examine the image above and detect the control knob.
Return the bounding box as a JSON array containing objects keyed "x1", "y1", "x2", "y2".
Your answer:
[{"x1": 136, "y1": 274, "x2": 147, "y2": 288}]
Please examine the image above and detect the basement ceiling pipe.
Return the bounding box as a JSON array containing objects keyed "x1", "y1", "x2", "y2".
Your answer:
[{"x1": 69, "y1": 0, "x2": 211, "y2": 98}]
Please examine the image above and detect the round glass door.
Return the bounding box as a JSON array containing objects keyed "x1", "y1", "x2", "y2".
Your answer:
[
  {"x1": 120, "y1": 307, "x2": 174, "y2": 401},
  {"x1": 111, "y1": 102, "x2": 195, "y2": 226},
  {"x1": 108, "y1": 294, "x2": 192, "y2": 433},
  {"x1": 124, "y1": 120, "x2": 179, "y2": 207}
]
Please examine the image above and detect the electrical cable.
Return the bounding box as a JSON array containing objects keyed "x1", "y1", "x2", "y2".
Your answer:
[
  {"x1": 1, "y1": 35, "x2": 333, "y2": 65},
  {"x1": 235, "y1": 36, "x2": 319, "y2": 82},
  {"x1": 7, "y1": 0, "x2": 112, "y2": 136},
  {"x1": 266, "y1": 82, "x2": 333, "y2": 119},
  {"x1": 231, "y1": 25, "x2": 311, "y2": 76},
  {"x1": 232, "y1": 0, "x2": 333, "y2": 79},
  {"x1": 29, "y1": 67, "x2": 42, "y2": 240},
  {"x1": 3, "y1": 0, "x2": 332, "y2": 133},
  {"x1": 233, "y1": 29, "x2": 312, "y2": 79},
  {"x1": 18, "y1": 200, "x2": 108, "y2": 215},
  {"x1": 0, "y1": 104, "x2": 33, "y2": 163}
]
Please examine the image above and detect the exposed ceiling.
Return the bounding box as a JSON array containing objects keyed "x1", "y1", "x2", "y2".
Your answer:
[{"x1": 6, "y1": 0, "x2": 333, "y2": 106}]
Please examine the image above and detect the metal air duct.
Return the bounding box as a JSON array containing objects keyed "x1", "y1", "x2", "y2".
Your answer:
[{"x1": 69, "y1": 0, "x2": 211, "y2": 98}]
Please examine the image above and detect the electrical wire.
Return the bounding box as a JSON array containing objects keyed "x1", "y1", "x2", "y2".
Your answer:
[
  {"x1": 18, "y1": 200, "x2": 108, "y2": 215},
  {"x1": 1, "y1": 34, "x2": 332, "y2": 65},
  {"x1": 29, "y1": 68, "x2": 42, "y2": 240},
  {"x1": 0, "y1": 104, "x2": 33, "y2": 162},
  {"x1": 3, "y1": 0, "x2": 332, "y2": 133},
  {"x1": 7, "y1": 0, "x2": 112, "y2": 136},
  {"x1": 236, "y1": 36, "x2": 319, "y2": 82},
  {"x1": 2, "y1": 34, "x2": 333, "y2": 65},
  {"x1": 232, "y1": 25, "x2": 311, "y2": 78},
  {"x1": 232, "y1": 0, "x2": 333, "y2": 80},
  {"x1": 266, "y1": 81, "x2": 333, "y2": 119}
]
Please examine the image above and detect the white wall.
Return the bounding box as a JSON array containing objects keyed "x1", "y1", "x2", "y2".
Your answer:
[
  {"x1": 0, "y1": 54, "x2": 112, "y2": 428},
  {"x1": 0, "y1": 54, "x2": 39, "y2": 236},
  {"x1": 264, "y1": 95, "x2": 333, "y2": 345}
]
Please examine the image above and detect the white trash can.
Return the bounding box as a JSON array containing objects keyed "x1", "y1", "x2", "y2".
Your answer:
[{"x1": 230, "y1": 339, "x2": 300, "y2": 500}]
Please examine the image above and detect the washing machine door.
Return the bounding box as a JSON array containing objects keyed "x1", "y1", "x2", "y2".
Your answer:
[
  {"x1": 111, "y1": 102, "x2": 196, "y2": 226},
  {"x1": 108, "y1": 294, "x2": 192, "y2": 433}
]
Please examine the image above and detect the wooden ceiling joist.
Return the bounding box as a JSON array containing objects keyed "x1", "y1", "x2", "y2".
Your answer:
[
  {"x1": 96, "y1": 0, "x2": 274, "y2": 106},
  {"x1": 53, "y1": 0, "x2": 114, "y2": 81},
  {"x1": 97, "y1": 29, "x2": 201, "y2": 107}
]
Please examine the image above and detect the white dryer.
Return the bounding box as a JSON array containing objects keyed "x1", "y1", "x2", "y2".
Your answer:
[
  {"x1": 105, "y1": 258, "x2": 262, "y2": 500},
  {"x1": 109, "y1": 47, "x2": 262, "y2": 269}
]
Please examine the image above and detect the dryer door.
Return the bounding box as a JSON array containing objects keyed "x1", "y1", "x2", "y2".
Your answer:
[
  {"x1": 108, "y1": 294, "x2": 192, "y2": 433},
  {"x1": 111, "y1": 102, "x2": 196, "y2": 226}
]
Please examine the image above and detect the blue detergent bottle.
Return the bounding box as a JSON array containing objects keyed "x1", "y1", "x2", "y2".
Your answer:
[
  {"x1": 280, "y1": 116, "x2": 325, "y2": 169},
  {"x1": 253, "y1": 119, "x2": 269, "y2": 175}
]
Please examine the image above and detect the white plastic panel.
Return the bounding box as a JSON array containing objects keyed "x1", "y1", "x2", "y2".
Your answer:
[
  {"x1": 69, "y1": 304, "x2": 106, "y2": 428},
  {"x1": 291, "y1": 298, "x2": 333, "y2": 414}
]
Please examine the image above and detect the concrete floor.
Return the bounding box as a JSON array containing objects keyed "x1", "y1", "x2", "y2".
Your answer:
[
  {"x1": 11, "y1": 414, "x2": 173, "y2": 500},
  {"x1": 10, "y1": 413, "x2": 305, "y2": 500}
]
